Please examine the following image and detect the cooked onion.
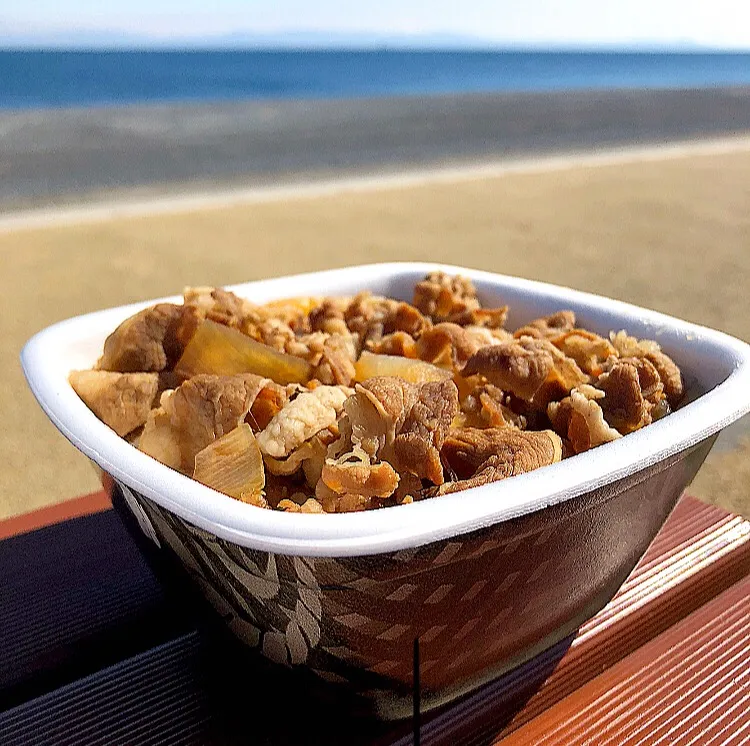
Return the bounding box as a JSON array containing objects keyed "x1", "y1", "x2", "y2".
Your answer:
[
  {"x1": 175, "y1": 319, "x2": 312, "y2": 384},
  {"x1": 192, "y1": 423, "x2": 265, "y2": 500},
  {"x1": 261, "y1": 296, "x2": 322, "y2": 317},
  {"x1": 354, "y1": 351, "x2": 453, "y2": 384}
]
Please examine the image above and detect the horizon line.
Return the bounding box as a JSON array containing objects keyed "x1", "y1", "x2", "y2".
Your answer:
[{"x1": 3, "y1": 43, "x2": 750, "y2": 53}]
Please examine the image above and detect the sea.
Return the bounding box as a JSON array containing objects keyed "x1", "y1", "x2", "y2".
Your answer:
[{"x1": 2, "y1": 50, "x2": 750, "y2": 109}]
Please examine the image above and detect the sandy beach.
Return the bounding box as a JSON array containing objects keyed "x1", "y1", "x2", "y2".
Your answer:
[{"x1": 3, "y1": 132, "x2": 750, "y2": 522}]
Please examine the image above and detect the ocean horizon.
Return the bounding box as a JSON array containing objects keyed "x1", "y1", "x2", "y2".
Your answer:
[{"x1": 2, "y1": 49, "x2": 750, "y2": 110}]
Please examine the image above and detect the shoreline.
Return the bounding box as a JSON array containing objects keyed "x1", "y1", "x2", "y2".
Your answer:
[
  {"x1": 2, "y1": 134, "x2": 750, "y2": 232},
  {"x1": 3, "y1": 86, "x2": 750, "y2": 212},
  {"x1": 3, "y1": 81, "x2": 749, "y2": 114}
]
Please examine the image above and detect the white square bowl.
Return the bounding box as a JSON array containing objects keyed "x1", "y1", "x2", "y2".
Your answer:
[{"x1": 21, "y1": 263, "x2": 750, "y2": 718}]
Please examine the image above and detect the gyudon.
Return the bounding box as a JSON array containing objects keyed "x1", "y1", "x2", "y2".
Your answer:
[{"x1": 70, "y1": 273, "x2": 683, "y2": 513}]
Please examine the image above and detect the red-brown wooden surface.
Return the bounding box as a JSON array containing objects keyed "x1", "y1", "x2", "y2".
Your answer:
[
  {"x1": 500, "y1": 497, "x2": 750, "y2": 736},
  {"x1": 501, "y1": 575, "x2": 750, "y2": 745},
  {"x1": 1, "y1": 492, "x2": 748, "y2": 745},
  {"x1": 0, "y1": 490, "x2": 111, "y2": 540}
]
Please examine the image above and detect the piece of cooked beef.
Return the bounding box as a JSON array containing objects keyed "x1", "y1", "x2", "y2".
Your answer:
[
  {"x1": 439, "y1": 427, "x2": 562, "y2": 494},
  {"x1": 548, "y1": 385, "x2": 623, "y2": 454},
  {"x1": 256, "y1": 385, "x2": 350, "y2": 459},
  {"x1": 144, "y1": 373, "x2": 277, "y2": 472},
  {"x1": 69, "y1": 370, "x2": 159, "y2": 436},
  {"x1": 98, "y1": 303, "x2": 199, "y2": 373},
  {"x1": 514, "y1": 310, "x2": 576, "y2": 339}
]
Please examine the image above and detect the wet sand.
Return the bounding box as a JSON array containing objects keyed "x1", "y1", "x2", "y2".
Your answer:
[
  {"x1": 3, "y1": 143, "x2": 750, "y2": 521},
  {"x1": 3, "y1": 87, "x2": 750, "y2": 209}
]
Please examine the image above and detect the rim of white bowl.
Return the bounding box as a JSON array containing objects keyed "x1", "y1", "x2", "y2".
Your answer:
[{"x1": 21, "y1": 262, "x2": 750, "y2": 556}]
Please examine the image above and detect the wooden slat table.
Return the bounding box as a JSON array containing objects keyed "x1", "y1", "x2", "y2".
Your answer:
[
  {"x1": 503, "y1": 577, "x2": 750, "y2": 745},
  {"x1": 0, "y1": 492, "x2": 748, "y2": 745}
]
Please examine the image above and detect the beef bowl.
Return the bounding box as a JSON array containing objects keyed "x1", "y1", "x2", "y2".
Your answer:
[{"x1": 21, "y1": 263, "x2": 750, "y2": 719}]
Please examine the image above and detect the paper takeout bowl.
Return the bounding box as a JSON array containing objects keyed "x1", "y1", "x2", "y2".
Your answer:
[{"x1": 21, "y1": 263, "x2": 750, "y2": 719}]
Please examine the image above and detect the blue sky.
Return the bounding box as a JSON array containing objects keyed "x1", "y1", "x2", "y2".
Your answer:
[{"x1": 2, "y1": 0, "x2": 749, "y2": 48}]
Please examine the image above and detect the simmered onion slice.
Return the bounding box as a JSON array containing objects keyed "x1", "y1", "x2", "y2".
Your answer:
[
  {"x1": 193, "y1": 423, "x2": 265, "y2": 500},
  {"x1": 175, "y1": 319, "x2": 312, "y2": 384},
  {"x1": 354, "y1": 351, "x2": 453, "y2": 384}
]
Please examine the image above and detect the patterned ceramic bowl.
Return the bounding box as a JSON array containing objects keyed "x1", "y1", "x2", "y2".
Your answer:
[{"x1": 22, "y1": 263, "x2": 750, "y2": 719}]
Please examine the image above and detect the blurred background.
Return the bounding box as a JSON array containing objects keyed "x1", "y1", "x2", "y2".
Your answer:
[{"x1": 1, "y1": 1, "x2": 749, "y2": 519}]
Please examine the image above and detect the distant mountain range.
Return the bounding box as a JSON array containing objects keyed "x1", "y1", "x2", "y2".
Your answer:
[{"x1": 0, "y1": 28, "x2": 724, "y2": 52}]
